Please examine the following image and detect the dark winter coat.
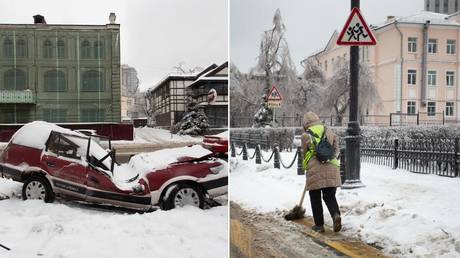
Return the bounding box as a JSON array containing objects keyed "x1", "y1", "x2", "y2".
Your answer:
[{"x1": 301, "y1": 112, "x2": 341, "y2": 191}]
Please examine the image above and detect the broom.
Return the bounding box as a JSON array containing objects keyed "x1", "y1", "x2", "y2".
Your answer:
[{"x1": 284, "y1": 183, "x2": 308, "y2": 220}]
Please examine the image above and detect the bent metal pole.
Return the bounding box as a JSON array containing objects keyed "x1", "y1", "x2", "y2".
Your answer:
[{"x1": 343, "y1": 0, "x2": 365, "y2": 189}]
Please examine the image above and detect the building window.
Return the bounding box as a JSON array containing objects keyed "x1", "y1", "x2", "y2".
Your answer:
[
  {"x1": 16, "y1": 39, "x2": 27, "y2": 58},
  {"x1": 408, "y1": 37, "x2": 417, "y2": 52},
  {"x1": 427, "y1": 102, "x2": 436, "y2": 116},
  {"x1": 446, "y1": 71, "x2": 455, "y2": 86},
  {"x1": 407, "y1": 101, "x2": 416, "y2": 114},
  {"x1": 428, "y1": 39, "x2": 437, "y2": 53},
  {"x1": 444, "y1": 0, "x2": 449, "y2": 13},
  {"x1": 428, "y1": 70, "x2": 437, "y2": 86},
  {"x1": 3, "y1": 39, "x2": 13, "y2": 58},
  {"x1": 43, "y1": 40, "x2": 53, "y2": 58},
  {"x1": 57, "y1": 40, "x2": 65, "y2": 58},
  {"x1": 447, "y1": 39, "x2": 456, "y2": 54},
  {"x1": 4, "y1": 69, "x2": 26, "y2": 90},
  {"x1": 81, "y1": 109, "x2": 105, "y2": 122},
  {"x1": 81, "y1": 40, "x2": 91, "y2": 59},
  {"x1": 456, "y1": 0, "x2": 459, "y2": 11},
  {"x1": 94, "y1": 41, "x2": 104, "y2": 59},
  {"x1": 324, "y1": 60, "x2": 328, "y2": 71},
  {"x1": 44, "y1": 70, "x2": 66, "y2": 92},
  {"x1": 446, "y1": 102, "x2": 454, "y2": 116},
  {"x1": 435, "y1": 0, "x2": 440, "y2": 13},
  {"x1": 407, "y1": 69, "x2": 417, "y2": 85},
  {"x1": 81, "y1": 70, "x2": 104, "y2": 91},
  {"x1": 43, "y1": 109, "x2": 67, "y2": 123}
]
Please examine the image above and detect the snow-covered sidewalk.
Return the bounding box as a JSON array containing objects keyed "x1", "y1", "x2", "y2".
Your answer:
[
  {"x1": 0, "y1": 179, "x2": 227, "y2": 258},
  {"x1": 230, "y1": 153, "x2": 460, "y2": 257}
]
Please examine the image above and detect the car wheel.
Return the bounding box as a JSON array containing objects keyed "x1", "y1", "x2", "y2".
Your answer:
[
  {"x1": 22, "y1": 175, "x2": 55, "y2": 203},
  {"x1": 162, "y1": 183, "x2": 204, "y2": 210}
]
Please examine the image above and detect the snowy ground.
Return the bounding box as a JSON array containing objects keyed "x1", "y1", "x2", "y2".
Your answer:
[
  {"x1": 0, "y1": 179, "x2": 228, "y2": 258},
  {"x1": 231, "y1": 150, "x2": 460, "y2": 257}
]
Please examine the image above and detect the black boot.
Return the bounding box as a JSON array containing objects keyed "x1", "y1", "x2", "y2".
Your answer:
[
  {"x1": 311, "y1": 225, "x2": 325, "y2": 233},
  {"x1": 333, "y1": 214, "x2": 342, "y2": 232}
]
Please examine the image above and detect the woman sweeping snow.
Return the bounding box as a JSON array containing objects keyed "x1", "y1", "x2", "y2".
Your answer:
[{"x1": 285, "y1": 111, "x2": 342, "y2": 233}]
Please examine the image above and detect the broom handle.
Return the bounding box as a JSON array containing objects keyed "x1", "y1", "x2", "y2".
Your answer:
[{"x1": 298, "y1": 183, "x2": 308, "y2": 207}]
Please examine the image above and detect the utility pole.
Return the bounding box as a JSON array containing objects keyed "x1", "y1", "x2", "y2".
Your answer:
[{"x1": 343, "y1": 0, "x2": 365, "y2": 188}]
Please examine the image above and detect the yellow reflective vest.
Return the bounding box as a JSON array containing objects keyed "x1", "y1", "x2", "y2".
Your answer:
[{"x1": 302, "y1": 124, "x2": 340, "y2": 170}]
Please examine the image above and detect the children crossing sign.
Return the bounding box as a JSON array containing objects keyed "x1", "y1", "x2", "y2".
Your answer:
[
  {"x1": 267, "y1": 85, "x2": 282, "y2": 108},
  {"x1": 337, "y1": 7, "x2": 376, "y2": 46}
]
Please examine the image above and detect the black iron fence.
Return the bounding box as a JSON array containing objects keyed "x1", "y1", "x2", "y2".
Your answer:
[
  {"x1": 231, "y1": 112, "x2": 449, "y2": 128},
  {"x1": 231, "y1": 136, "x2": 460, "y2": 178},
  {"x1": 362, "y1": 137, "x2": 460, "y2": 177}
]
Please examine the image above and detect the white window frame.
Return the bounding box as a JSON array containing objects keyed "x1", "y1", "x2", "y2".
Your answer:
[
  {"x1": 427, "y1": 70, "x2": 437, "y2": 86},
  {"x1": 408, "y1": 37, "x2": 417, "y2": 53},
  {"x1": 407, "y1": 101, "x2": 416, "y2": 114},
  {"x1": 445, "y1": 102, "x2": 455, "y2": 117},
  {"x1": 447, "y1": 39, "x2": 456, "y2": 55},
  {"x1": 428, "y1": 38, "x2": 438, "y2": 54},
  {"x1": 446, "y1": 70, "x2": 455, "y2": 87},
  {"x1": 407, "y1": 69, "x2": 417, "y2": 85}
]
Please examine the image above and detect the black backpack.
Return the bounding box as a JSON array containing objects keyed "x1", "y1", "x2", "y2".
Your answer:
[{"x1": 307, "y1": 127, "x2": 335, "y2": 163}]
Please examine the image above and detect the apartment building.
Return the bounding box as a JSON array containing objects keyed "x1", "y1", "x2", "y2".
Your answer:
[{"x1": 304, "y1": 11, "x2": 460, "y2": 124}]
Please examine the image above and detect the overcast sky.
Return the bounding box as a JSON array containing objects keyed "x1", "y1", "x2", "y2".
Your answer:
[
  {"x1": 0, "y1": 0, "x2": 228, "y2": 91},
  {"x1": 231, "y1": 0, "x2": 423, "y2": 73}
]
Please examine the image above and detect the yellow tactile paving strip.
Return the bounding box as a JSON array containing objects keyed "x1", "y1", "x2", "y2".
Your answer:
[
  {"x1": 230, "y1": 219, "x2": 254, "y2": 257},
  {"x1": 293, "y1": 217, "x2": 390, "y2": 258}
]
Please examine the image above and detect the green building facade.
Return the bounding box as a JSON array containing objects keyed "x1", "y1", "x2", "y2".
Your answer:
[{"x1": 0, "y1": 15, "x2": 121, "y2": 124}]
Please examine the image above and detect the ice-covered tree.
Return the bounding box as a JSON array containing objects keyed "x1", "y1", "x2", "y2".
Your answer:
[
  {"x1": 229, "y1": 63, "x2": 261, "y2": 127},
  {"x1": 250, "y1": 9, "x2": 299, "y2": 127},
  {"x1": 321, "y1": 58, "x2": 381, "y2": 125},
  {"x1": 176, "y1": 101, "x2": 209, "y2": 136}
]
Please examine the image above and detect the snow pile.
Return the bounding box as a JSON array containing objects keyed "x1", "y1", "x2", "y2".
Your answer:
[
  {"x1": 132, "y1": 127, "x2": 202, "y2": 144},
  {"x1": 0, "y1": 178, "x2": 228, "y2": 258},
  {"x1": 117, "y1": 145, "x2": 212, "y2": 176},
  {"x1": 231, "y1": 154, "x2": 460, "y2": 257}
]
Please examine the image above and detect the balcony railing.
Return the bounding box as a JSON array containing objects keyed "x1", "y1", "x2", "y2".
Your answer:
[{"x1": 0, "y1": 90, "x2": 35, "y2": 104}]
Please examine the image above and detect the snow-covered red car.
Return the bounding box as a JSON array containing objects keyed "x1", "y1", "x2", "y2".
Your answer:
[
  {"x1": 0, "y1": 122, "x2": 227, "y2": 211},
  {"x1": 202, "y1": 131, "x2": 228, "y2": 158}
]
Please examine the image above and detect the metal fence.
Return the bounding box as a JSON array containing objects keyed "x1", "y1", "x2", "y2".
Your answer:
[
  {"x1": 231, "y1": 112, "x2": 448, "y2": 128},
  {"x1": 231, "y1": 143, "x2": 305, "y2": 175},
  {"x1": 231, "y1": 136, "x2": 460, "y2": 178},
  {"x1": 362, "y1": 137, "x2": 460, "y2": 177}
]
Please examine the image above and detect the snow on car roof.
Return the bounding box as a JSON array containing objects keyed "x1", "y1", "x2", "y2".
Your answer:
[
  {"x1": 215, "y1": 131, "x2": 228, "y2": 140},
  {"x1": 10, "y1": 121, "x2": 112, "y2": 169},
  {"x1": 10, "y1": 121, "x2": 83, "y2": 149}
]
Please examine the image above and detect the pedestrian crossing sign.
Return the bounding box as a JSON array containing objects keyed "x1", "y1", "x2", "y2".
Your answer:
[{"x1": 337, "y1": 7, "x2": 376, "y2": 46}]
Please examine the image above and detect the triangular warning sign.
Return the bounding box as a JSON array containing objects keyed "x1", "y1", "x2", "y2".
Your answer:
[
  {"x1": 337, "y1": 7, "x2": 376, "y2": 46},
  {"x1": 267, "y1": 85, "x2": 283, "y2": 101}
]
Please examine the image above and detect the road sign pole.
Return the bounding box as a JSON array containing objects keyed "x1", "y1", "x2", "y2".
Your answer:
[{"x1": 343, "y1": 0, "x2": 365, "y2": 189}]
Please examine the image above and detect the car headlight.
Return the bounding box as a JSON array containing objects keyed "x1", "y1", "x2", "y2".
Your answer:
[{"x1": 209, "y1": 164, "x2": 224, "y2": 174}]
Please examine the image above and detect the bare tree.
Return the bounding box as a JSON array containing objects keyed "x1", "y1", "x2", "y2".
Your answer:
[
  {"x1": 320, "y1": 58, "x2": 381, "y2": 125},
  {"x1": 173, "y1": 62, "x2": 203, "y2": 74}
]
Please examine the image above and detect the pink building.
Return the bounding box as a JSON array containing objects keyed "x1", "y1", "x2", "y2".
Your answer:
[{"x1": 304, "y1": 11, "x2": 460, "y2": 125}]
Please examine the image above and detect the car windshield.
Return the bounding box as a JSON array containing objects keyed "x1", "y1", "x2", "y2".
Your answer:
[{"x1": 66, "y1": 135, "x2": 113, "y2": 172}]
